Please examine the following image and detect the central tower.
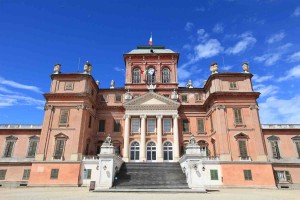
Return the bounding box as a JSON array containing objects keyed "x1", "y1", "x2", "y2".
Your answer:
[{"x1": 123, "y1": 46, "x2": 179, "y2": 90}]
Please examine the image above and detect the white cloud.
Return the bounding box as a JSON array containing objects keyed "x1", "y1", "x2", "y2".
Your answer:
[
  {"x1": 0, "y1": 86, "x2": 16, "y2": 94},
  {"x1": 0, "y1": 94, "x2": 45, "y2": 108},
  {"x1": 225, "y1": 32, "x2": 256, "y2": 55},
  {"x1": 185, "y1": 22, "x2": 194, "y2": 31},
  {"x1": 254, "y1": 53, "x2": 281, "y2": 66},
  {"x1": 287, "y1": 51, "x2": 300, "y2": 62},
  {"x1": 0, "y1": 77, "x2": 42, "y2": 93},
  {"x1": 278, "y1": 65, "x2": 300, "y2": 81},
  {"x1": 252, "y1": 74, "x2": 273, "y2": 83},
  {"x1": 177, "y1": 67, "x2": 191, "y2": 80},
  {"x1": 266, "y1": 31, "x2": 285, "y2": 44},
  {"x1": 212, "y1": 23, "x2": 224, "y2": 34},
  {"x1": 292, "y1": 7, "x2": 300, "y2": 17},
  {"x1": 253, "y1": 84, "x2": 279, "y2": 97},
  {"x1": 113, "y1": 67, "x2": 124, "y2": 72},
  {"x1": 196, "y1": 29, "x2": 209, "y2": 42},
  {"x1": 193, "y1": 39, "x2": 223, "y2": 61},
  {"x1": 259, "y1": 95, "x2": 300, "y2": 123}
]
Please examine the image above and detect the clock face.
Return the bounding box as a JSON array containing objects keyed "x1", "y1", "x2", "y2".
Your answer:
[{"x1": 148, "y1": 68, "x2": 155, "y2": 75}]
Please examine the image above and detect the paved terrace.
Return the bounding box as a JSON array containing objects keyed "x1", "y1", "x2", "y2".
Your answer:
[{"x1": 0, "y1": 187, "x2": 299, "y2": 200}]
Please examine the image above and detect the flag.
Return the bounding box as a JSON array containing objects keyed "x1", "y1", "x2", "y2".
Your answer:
[
  {"x1": 148, "y1": 33, "x2": 152, "y2": 46},
  {"x1": 141, "y1": 69, "x2": 148, "y2": 75},
  {"x1": 148, "y1": 68, "x2": 155, "y2": 76}
]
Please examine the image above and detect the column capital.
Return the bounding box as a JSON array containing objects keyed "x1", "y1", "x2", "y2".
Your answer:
[
  {"x1": 140, "y1": 114, "x2": 147, "y2": 119},
  {"x1": 172, "y1": 114, "x2": 180, "y2": 119},
  {"x1": 156, "y1": 115, "x2": 163, "y2": 119},
  {"x1": 249, "y1": 105, "x2": 259, "y2": 110},
  {"x1": 123, "y1": 114, "x2": 131, "y2": 119}
]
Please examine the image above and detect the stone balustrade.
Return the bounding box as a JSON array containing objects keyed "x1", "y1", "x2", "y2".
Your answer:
[
  {"x1": 261, "y1": 124, "x2": 300, "y2": 129},
  {"x1": 0, "y1": 124, "x2": 42, "y2": 129}
]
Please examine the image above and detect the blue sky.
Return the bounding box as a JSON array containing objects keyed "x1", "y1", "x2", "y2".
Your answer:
[{"x1": 0, "y1": 0, "x2": 300, "y2": 124}]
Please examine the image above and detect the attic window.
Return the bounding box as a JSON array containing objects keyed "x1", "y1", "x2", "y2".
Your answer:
[
  {"x1": 229, "y1": 82, "x2": 238, "y2": 89},
  {"x1": 65, "y1": 82, "x2": 74, "y2": 90}
]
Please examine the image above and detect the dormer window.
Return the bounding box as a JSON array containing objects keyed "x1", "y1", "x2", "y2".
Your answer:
[
  {"x1": 229, "y1": 82, "x2": 238, "y2": 89},
  {"x1": 65, "y1": 82, "x2": 74, "y2": 90}
]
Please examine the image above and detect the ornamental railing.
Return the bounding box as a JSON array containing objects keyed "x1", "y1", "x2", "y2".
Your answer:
[{"x1": 261, "y1": 124, "x2": 300, "y2": 129}]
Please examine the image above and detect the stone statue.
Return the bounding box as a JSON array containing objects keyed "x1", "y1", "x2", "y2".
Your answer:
[
  {"x1": 242, "y1": 62, "x2": 250, "y2": 73},
  {"x1": 189, "y1": 135, "x2": 197, "y2": 145},
  {"x1": 110, "y1": 80, "x2": 115, "y2": 89},
  {"x1": 125, "y1": 89, "x2": 132, "y2": 100},
  {"x1": 104, "y1": 135, "x2": 112, "y2": 146},
  {"x1": 210, "y1": 62, "x2": 218, "y2": 74},
  {"x1": 186, "y1": 80, "x2": 193, "y2": 88},
  {"x1": 171, "y1": 89, "x2": 178, "y2": 100},
  {"x1": 83, "y1": 61, "x2": 92, "y2": 74},
  {"x1": 53, "y1": 64, "x2": 61, "y2": 74},
  {"x1": 96, "y1": 80, "x2": 100, "y2": 86}
]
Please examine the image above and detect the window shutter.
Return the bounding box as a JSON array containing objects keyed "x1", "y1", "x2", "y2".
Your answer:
[
  {"x1": 28, "y1": 141, "x2": 38, "y2": 157},
  {"x1": 271, "y1": 141, "x2": 280, "y2": 158},
  {"x1": 0, "y1": 170, "x2": 7, "y2": 180},
  {"x1": 234, "y1": 109, "x2": 243, "y2": 124},
  {"x1": 296, "y1": 142, "x2": 300, "y2": 158},
  {"x1": 54, "y1": 140, "x2": 64, "y2": 157},
  {"x1": 59, "y1": 110, "x2": 69, "y2": 125},
  {"x1": 114, "y1": 120, "x2": 121, "y2": 132},
  {"x1": 98, "y1": 120, "x2": 105, "y2": 132},
  {"x1": 210, "y1": 170, "x2": 218, "y2": 180},
  {"x1": 210, "y1": 116, "x2": 214, "y2": 130},
  {"x1": 4, "y1": 141, "x2": 14, "y2": 157},
  {"x1": 239, "y1": 140, "x2": 248, "y2": 158},
  {"x1": 197, "y1": 119, "x2": 204, "y2": 133}
]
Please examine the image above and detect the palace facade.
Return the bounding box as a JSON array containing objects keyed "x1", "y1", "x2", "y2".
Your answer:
[{"x1": 0, "y1": 46, "x2": 299, "y2": 189}]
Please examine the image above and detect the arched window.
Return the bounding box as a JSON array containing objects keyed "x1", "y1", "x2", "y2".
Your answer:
[
  {"x1": 130, "y1": 141, "x2": 140, "y2": 160},
  {"x1": 162, "y1": 68, "x2": 170, "y2": 83},
  {"x1": 146, "y1": 141, "x2": 156, "y2": 161},
  {"x1": 132, "y1": 68, "x2": 141, "y2": 83},
  {"x1": 163, "y1": 141, "x2": 173, "y2": 160},
  {"x1": 147, "y1": 67, "x2": 156, "y2": 84}
]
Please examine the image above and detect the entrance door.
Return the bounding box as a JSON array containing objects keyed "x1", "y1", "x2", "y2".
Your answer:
[
  {"x1": 130, "y1": 141, "x2": 140, "y2": 160},
  {"x1": 146, "y1": 141, "x2": 156, "y2": 161},
  {"x1": 163, "y1": 141, "x2": 173, "y2": 161}
]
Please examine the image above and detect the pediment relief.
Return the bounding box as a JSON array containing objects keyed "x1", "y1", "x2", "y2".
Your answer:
[{"x1": 123, "y1": 92, "x2": 180, "y2": 110}]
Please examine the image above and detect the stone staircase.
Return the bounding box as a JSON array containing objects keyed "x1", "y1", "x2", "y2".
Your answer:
[{"x1": 113, "y1": 162, "x2": 189, "y2": 189}]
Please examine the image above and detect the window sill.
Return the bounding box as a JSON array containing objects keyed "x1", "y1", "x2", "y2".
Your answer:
[{"x1": 234, "y1": 123, "x2": 246, "y2": 127}]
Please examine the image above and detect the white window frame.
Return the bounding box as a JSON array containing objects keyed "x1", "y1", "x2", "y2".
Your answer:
[
  {"x1": 163, "y1": 118, "x2": 172, "y2": 133},
  {"x1": 131, "y1": 118, "x2": 140, "y2": 133},
  {"x1": 147, "y1": 118, "x2": 156, "y2": 133}
]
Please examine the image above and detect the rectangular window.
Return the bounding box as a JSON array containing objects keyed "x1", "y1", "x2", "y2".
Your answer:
[
  {"x1": 276, "y1": 171, "x2": 292, "y2": 182},
  {"x1": 229, "y1": 82, "x2": 237, "y2": 89},
  {"x1": 234, "y1": 109, "x2": 243, "y2": 125},
  {"x1": 197, "y1": 119, "x2": 205, "y2": 133},
  {"x1": 181, "y1": 95, "x2": 188, "y2": 102},
  {"x1": 59, "y1": 110, "x2": 69, "y2": 126},
  {"x1": 83, "y1": 169, "x2": 92, "y2": 179},
  {"x1": 22, "y1": 169, "x2": 31, "y2": 180},
  {"x1": 0, "y1": 169, "x2": 7, "y2": 180},
  {"x1": 65, "y1": 82, "x2": 74, "y2": 90},
  {"x1": 163, "y1": 119, "x2": 172, "y2": 133},
  {"x1": 195, "y1": 93, "x2": 202, "y2": 101},
  {"x1": 54, "y1": 139, "x2": 65, "y2": 159},
  {"x1": 114, "y1": 119, "x2": 121, "y2": 132},
  {"x1": 3, "y1": 141, "x2": 15, "y2": 157},
  {"x1": 210, "y1": 170, "x2": 219, "y2": 180},
  {"x1": 210, "y1": 115, "x2": 214, "y2": 130},
  {"x1": 50, "y1": 169, "x2": 59, "y2": 179},
  {"x1": 27, "y1": 140, "x2": 38, "y2": 157},
  {"x1": 115, "y1": 95, "x2": 122, "y2": 102},
  {"x1": 88, "y1": 115, "x2": 92, "y2": 128},
  {"x1": 295, "y1": 141, "x2": 300, "y2": 158},
  {"x1": 131, "y1": 118, "x2": 140, "y2": 133},
  {"x1": 239, "y1": 140, "x2": 248, "y2": 158},
  {"x1": 182, "y1": 119, "x2": 189, "y2": 133},
  {"x1": 270, "y1": 141, "x2": 280, "y2": 159},
  {"x1": 147, "y1": 119, "x2": 156, "y2": 133},
  {"x1": 243, "y1": 170, "x2": 252, "y2": 180},
  {"x1": 98, "y1": 120, "x2": 105, "y2": 132}
]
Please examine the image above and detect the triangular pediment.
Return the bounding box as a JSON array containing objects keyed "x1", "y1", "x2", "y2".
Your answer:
[{"x1": 123, "y1": 91, "x2": 180, "y2": 110}]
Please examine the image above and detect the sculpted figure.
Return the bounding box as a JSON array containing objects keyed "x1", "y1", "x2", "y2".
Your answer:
[
  {"x1": 110, "y1": 80, "x2": 115, "y2": 89},
  {"x1": 186, "y1": 80, "x2": 193, "y2": 88},
  {"x1": 105, "y1": 135, "x2": 112, "y2": 145},
  {"x1": 83, "y1": 61, "x2": 92, "y2": 74},
  {"x1": 189, "y1": 135, "x2": 196, "y2": 145},
  {"x1": 210, "y1": 62, "x2": 218, "y2": 74},
  {"x1": 53, "y1": 64, "x2": 61, "y2": 74},
  {"x1": 242, "y1": 62, "x2": 250, "y2": 73}
]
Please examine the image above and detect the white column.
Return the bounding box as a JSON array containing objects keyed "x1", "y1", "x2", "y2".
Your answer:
[
  {"x1": 123, "y1": 114, "x2": 130, "y2": 162},
  {"x1": 173, "y1": 114, "x2": 180, "y2": 160},
  {"x1": 156, "y1": 115, "x2": 163, "y2": 162},
  {"x1": 140, "y1": 115, "x2": 147, "y2": 161}
]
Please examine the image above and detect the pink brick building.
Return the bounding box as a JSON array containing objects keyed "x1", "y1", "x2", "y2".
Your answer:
[{"x1": 0, "y1": 45, "x2": 299, "y2": 189}]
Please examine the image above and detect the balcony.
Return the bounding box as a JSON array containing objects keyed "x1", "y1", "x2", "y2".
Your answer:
[
  {"x1": 261, "y1": 124, "x2": 300, "y2": 129},
  {"x1": 0, "y1": 124, "x2": 42, "y2": 129},
  {"x1": 82, "y1": 155, "x2": 99, "y2": 160}
]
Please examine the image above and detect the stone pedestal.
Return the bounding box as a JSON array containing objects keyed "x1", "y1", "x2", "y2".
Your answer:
[{"x1": 95, "y1": 137, "x2": 123, "y2": 190}]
